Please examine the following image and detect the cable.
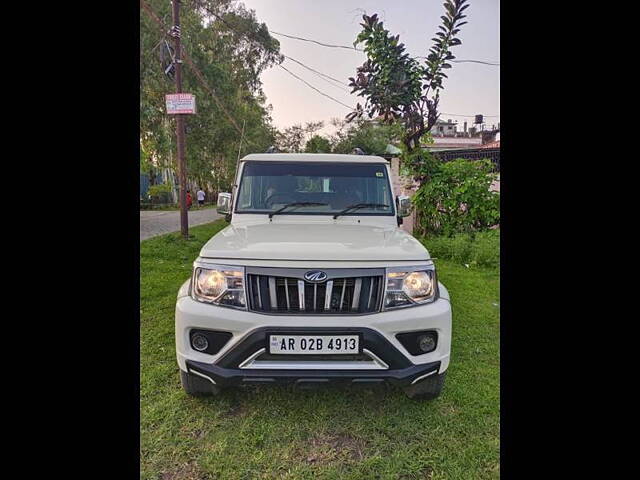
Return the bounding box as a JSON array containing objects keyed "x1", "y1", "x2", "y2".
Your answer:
[
  {"x1": 272, "y1": 31, "x2": 499, "y2": 66},
  {"x1": 414, "y1": 56, "x2": 499, "y2": 65},
  {"x1": 451, "y1": 60, "x2": 500, "y2": 66},
  {"x1": 277, "y1": 64, "x2": 355, "y2": 110},
  {"x1": 271, "y1": 30, "x2": 364, "y2": 51},
  {"x1": 190, "y1": 3, "x2": 355, "y2": 103},
  {"x1": 201, "y1": 6, "x2": 499, "y2": 67},
  {"x1": 283, "y1": 55, "x2": 350, "y2": 92},
  {"x1": 192, "y1": 2, "x2": 498, "y2": 115}
]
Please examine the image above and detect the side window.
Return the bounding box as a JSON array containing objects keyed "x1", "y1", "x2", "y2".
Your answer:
[{"x1": 238, "y1": 176, "x2": 253, "y2": 208}]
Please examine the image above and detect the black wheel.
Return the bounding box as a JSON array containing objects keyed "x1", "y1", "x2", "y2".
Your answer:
[
  {"x1": 403, "y1": 371, "x2": 447, "y2": 401},
  {"x1": 180, "y1": 370, "x2": 221, "y2": 397}
]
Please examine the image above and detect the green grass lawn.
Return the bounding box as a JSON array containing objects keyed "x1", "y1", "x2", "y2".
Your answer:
[{"x1": 141, "y1": 220, "x2": 500, "y2": 480}]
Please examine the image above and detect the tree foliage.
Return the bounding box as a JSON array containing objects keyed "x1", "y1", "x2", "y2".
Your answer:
[
  {"x1": 412, "y1": 158, "x2": 499, "y2": 237},
  {"x1": 347, "y1": 0, "x2": 469, "y2": 154},
  {"x1": 304, "y1": 135, "x2": 331, "y2": 153},
  {"x1": 140, "y1": 0, "x2": 282, "y2": 193},
  {"x1": 330, "y1": 118, "x2": 402, "y2": 155},
  {"x1": 274, "y1": 118, "x2": 402, "y2": 156},
  {"x1": 274, "y1": 121, "x2": 324, "y2": 153}
]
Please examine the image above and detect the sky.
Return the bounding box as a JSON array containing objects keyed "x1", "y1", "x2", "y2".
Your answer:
[{"x1": 240, "y1": 0, "x2": 500, "y2": 135}]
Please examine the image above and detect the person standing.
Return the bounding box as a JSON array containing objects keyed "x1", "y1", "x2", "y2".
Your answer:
[
  {"x1": 196, "y1": 187, "x2": 206, "y2": 208},
  {"x1": 186, "y1": 190, "x2": 193, "y2": 210}
]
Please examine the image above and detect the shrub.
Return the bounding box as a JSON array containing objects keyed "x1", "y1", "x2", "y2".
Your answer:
[
  {"x1": 412, "y1": 158, "x2": 500, "y2": 237},
  {"x1": 421, "y1": 230, "x2": 500, "y2": 268},
  {"x1": 147, "y1": 184, "x2": 173, "y2": 204}
]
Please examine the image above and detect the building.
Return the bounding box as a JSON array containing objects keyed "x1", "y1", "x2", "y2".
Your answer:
[
  {"x1": 432, "y1": 119, "x2": 458, "y2": 137},
  {"x1": 423, "y1": 136, "x2": 483, "y2": 152}
]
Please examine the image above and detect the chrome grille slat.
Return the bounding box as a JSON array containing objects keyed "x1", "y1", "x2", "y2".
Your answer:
[
  {"x1": 297, "y1": 280, "x2": 305, "y2": 311},
  {"x1": 255, "y1": 275, "x2": 262, "y2": 309},
  {"x1": 247, "y1": 273, "x2": 382, "y2": 315},
  {"x1": 268, "y1": 277, "x2": 277, "y2": 310},
  {"x1": 284, "y1": 278, "x2": 290, "y2": 309},
  {"x1": 324, "y1": 280, "x2": 333, "y2": 310},
  {"x1": 351, "y1": 278, "x2": 362, "y2": 311},
  {"x1": 313, "y1": 283, "x2": 317, "y2": 311}
]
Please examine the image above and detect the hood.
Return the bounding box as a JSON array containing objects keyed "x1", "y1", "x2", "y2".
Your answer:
[{"x1": 199, "y1": 221, "x2": 429, "y2": 262}]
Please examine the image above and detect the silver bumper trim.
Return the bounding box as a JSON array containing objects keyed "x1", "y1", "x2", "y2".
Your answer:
[
  {"x1": 188, "y1": 368, "x2": 218, "y2": 385},
  {"x1": 410, "y1": 370, "x2": 436, "y2": 385},
  {"x1": 238, "y1": 347, "x2": 389, "y2": 370}
]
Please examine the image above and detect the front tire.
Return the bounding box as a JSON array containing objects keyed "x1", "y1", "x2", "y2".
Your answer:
[
  {"x1": 180, "y1": 370, "x2": 221, "y2": 396},
  {"x1": 403, "y1": 371, "x2": 446, "y2": 400}
]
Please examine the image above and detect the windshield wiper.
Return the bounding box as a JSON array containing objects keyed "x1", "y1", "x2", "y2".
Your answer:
[
  {"x1": 268, "y1": 202, "x2": 328, "y2": 219},
  {"x1": 332, "y1": 203, "x2": 390, "y2": 219}
]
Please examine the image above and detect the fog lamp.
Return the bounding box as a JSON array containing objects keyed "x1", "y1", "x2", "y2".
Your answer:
[
  {"x1": 418, "y1": 334, "x2": 436, "y2": 353},
  {"x1": 191, "y1": 333, "x2": 209, "y2": 352}
]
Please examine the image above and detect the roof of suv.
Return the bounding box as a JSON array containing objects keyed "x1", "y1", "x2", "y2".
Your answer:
[{"x1": 241, "y1": 153, "x2": 388, "y2": 163}]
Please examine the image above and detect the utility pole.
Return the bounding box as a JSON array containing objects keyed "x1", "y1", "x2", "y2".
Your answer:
[{"x1": 171, "y1": 0, "x2": 188, "y2": 238}]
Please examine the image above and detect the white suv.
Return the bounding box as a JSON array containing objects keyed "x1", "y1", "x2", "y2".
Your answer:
[{"x1": 175, "y1": 153, "x2": 452, "y2": 400}]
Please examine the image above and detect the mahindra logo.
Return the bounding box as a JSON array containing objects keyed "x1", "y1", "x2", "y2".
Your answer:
[{"x1": 304, "y1": 270, "x2": 328, "y2": 282}]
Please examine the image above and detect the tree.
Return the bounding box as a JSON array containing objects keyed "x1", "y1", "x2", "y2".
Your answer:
[
  {"x1": 304, "y1": 135, "x2": 331, "y2": 153},
  {"x1": 140, "y1": 0, "x2": 282, "y2": 195},
  {"x1": 275, "y1": 121, "x2": 324, "y2": 153},
  {"x1": 329, "y1": 117, "x2": 401, "y2": 155},
  {"x1": 346, "y1": 0, "x2": 469, "y2": 156}
]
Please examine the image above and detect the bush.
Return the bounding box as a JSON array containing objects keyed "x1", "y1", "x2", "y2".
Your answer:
[
  {"x1": 412, "y1": 158, "x2": 500, "y2": 237},
  {"x1": 147, "y1": 184, "x2": 173, "y2": 204},
  {"x1": 421, "y1": 230, "x2": 500, "y2": 268}
]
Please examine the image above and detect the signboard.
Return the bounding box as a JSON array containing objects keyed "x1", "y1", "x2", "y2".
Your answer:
[{"x1": 165, "y1": 93, "x2": 196, "y2": 114}]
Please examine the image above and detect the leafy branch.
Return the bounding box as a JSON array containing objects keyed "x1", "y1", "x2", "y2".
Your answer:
[{"x1": 347, "y1": 0, "x2": 470, "y2": 154}]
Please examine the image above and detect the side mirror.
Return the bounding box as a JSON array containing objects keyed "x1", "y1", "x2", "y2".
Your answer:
[
  {"x1": 396, "y1": 195, "x2": 412, "y2": 217},
  {"x1": 217, "y1": 192, "x2": 232, "y2": 214}
]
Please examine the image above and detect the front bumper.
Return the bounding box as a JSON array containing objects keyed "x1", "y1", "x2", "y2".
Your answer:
[
  {"x1": 186, "y1": 359, "x2": 441, "y2": 388},
  {"x1": 176, "y1": 283, "x2": 452, "y2": 385}
]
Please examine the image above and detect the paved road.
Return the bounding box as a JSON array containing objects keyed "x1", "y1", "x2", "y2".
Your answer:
[{"x1": 140, "y1": 209, "x2": 224, "y2": 241}]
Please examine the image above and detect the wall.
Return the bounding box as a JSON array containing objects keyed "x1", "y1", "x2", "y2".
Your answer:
[{"x1": 139, "y1": 172, "x2": 163, "y2": 199}]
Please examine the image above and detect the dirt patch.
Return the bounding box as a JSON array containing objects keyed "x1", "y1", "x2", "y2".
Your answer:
[
  {"x1": 160, "y1": 461, "x2": 207, "y2": 480},
  {"x1": 300, "y1": 433, "x2": 368, "y2": 465}
]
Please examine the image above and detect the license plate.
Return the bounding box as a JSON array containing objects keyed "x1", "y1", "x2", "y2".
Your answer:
[{"x1": 269, "y1": 335, "x2": 360, "y2": 354}]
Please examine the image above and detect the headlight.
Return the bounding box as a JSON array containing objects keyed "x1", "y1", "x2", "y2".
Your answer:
[
  {"x1": 192, "y1": 265, "x2": 246, "y2": 309},
  {"x1": 384, "y1": 266, "x2": 437, "y2": 309}
]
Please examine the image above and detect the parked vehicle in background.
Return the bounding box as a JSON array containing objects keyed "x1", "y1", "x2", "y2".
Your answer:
[{"x1": 175, "y1": 153, "x2": 452, "y2": 400}]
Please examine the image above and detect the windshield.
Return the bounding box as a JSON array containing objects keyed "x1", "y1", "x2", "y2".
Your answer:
[{"x1": 235, "y1": 161, "x2": 394, "y2": 216}]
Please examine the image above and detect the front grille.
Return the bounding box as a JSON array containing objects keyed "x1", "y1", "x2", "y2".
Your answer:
[{"x1": 247, "y1": 273, "x2": 383, "y2": 314}]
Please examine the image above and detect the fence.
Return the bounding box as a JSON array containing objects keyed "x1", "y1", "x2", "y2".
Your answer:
[{"x1": 433, "y1": 147, "x2": 500, "y2": 171}]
